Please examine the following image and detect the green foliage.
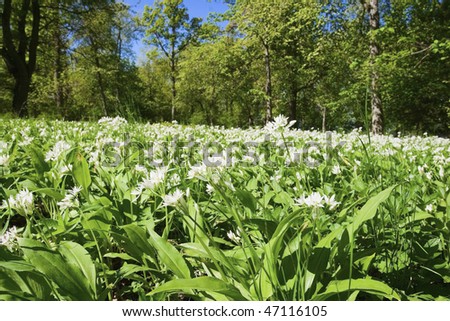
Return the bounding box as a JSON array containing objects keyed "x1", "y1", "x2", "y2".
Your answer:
[{"x1": 1, "y1": 119, "x2": 449, "y2": 301}]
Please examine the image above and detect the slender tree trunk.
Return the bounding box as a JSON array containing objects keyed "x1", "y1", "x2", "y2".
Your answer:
[
  {"x1": 94, "y1": 60, "x2": 108, "y2": 117},
  {"x1": 170, "y1": 59, "x2": 176, "y2": 121},
  {"x1": 1, "y1": 0, "x2": 40, "y2": 117},
  {"x1": 54, "y1": 10, "x2": 65, "y2": 115},
  {"x1": 320, "y1": 103, "x2": 327, "y2": 132},
  {"x1": 368, "y1": 0, "x2": 383, "y2": 134},
  {"x1": 263, "y1": 41, "x2": 273, "y2": 124},
  {"x1": 170, "y1": 25, "x2": 177, "y2": 122},
  {"x1": 289, "y1": 86, "x2": 298, "y2": 124},
  {"x1": 88, "y1": 36, "x2": 108, "y2": 116}
]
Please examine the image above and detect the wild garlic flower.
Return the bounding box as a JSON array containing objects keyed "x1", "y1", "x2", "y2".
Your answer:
[
  {"x1": 331, "y1": 165, "x2": 341, "y2": 175},
  {"x1": 206, "y1": 184, "x2": 215, "y2": 195},
  {"x1": 296, "y1": 192, "x2": 324, "y2": 208},
  {"x1": 187, "y1": 164, "x2": 209, "y2": 180},
  {"x1": 162, "y1": 189, "x2": 184, "y2": 207},
  {"x1": 295, "y1": 192, "x2": 340, "y2": 210},
  {"x1": 0, "y1": 226, "x2": 19, "y2": 251},
  {"x1": 227, "y1": 230, "x2": 241, "y2": 244},
  {"x1": 133, "y1": 168, "x2": 167, "y2": 198},
  {"x1": 264, "y1": 115, "x2": 296, "y2": 133},
  {"x1": 45, "y1": 141, "x2": 71, "y2": 162},
  {"x1": 57, "y1": 186, "x2": 82, "y2": 211},
  {"x1": 2, "y1": 189, "x2": 34, "y2": 216},
  {"x1": 0, "y1": 155, "x2": 9, "y2": 167},
  {"x1": 323, "y1": 194, "x2": 341, "y2": 210}
]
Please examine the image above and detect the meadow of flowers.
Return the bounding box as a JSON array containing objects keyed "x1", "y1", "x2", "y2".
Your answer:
[{"x1": 0, "y1": 116, "x2": 449, "y2": 301}]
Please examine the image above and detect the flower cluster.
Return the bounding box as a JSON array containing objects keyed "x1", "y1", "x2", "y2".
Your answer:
[
  {"x1": 0, "y1": 226, "x2": 18, "y2": 252},
  {"x1": 45, "y1": 141, "x2": 72, "y2": 162},
  {"x1": 264, "y1": 115, "x2": 297, "y2": 133},
  {"x1": 2, "y1": 189, "x2": 34, "y2": 216},
  {"x1": 162, "y1": 189, "x2": 184, "y2": 207},
  {"x1": 295, "y1": 192, "x2": 340, "y2": 210},
  {"x1": 57, "y1": 186, "x2": 82, "y2": 211}
]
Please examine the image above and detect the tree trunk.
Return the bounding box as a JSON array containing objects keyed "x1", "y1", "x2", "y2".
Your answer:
[
  {"x1": 368, "y1": 0, "x2": 383, "y2": 134},
  {"x1": 263, "y1": 41, "x2": 273, "y2": 124},
  {"x1": 1, "y1": 0, "x2": 40, "y2": 117},
  {"x1": 12, "y1": 75, "x2": 31, "y2": 117},
  {"x1": 88, "y1": 36, "x2": 108, "y2": 116},
  {"x1": 289, "y1": 86, "x2": 298, "y2": 124},
  {"x1": 171, "y1": 60, "x2": 176, "y2": 121},
  {"x1": 320, "y1": 104, "x2": 327, "y2": 133},
  {"x1": 170, "y1": 25, "x2": 177, "y2": 122},
  {"x1": 54, "y1": 8, "x2": 65, "y2": 115}
]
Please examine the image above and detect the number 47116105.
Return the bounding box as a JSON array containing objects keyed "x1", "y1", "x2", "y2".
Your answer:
[{"x1": 263, "y1": 305, "x2": 327, "y2": 317}]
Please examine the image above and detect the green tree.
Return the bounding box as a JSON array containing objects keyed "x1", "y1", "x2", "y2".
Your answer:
[
  {"x1": 142, "y1": 0, "x2": 201, "y2": 121},
  {"x1": 1, "y1": 0, "x2": 40, "y2": 116}
]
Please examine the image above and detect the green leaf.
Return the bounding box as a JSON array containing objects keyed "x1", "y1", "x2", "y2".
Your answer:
[
  {"x1": 149, "y1": 277, "x2": 246, "y2": 300},
  {"x1": 148, "y1": 230, "x2": 191, "y2": 279},
  {"x1": 26, "y1": 147, "x2": 50, "y2": 176},
  {"x1": 72, "y1": 152, "x2": 91, "y2": 197},
  {"x1": 235, "y1": 189, "x2": 257, "y2": 212},
  {"x1": 305, "y1": 247, "x2": 331, "y2": 293},
  {"x1": 348, "y1": 186, "x2": 395, "y2": 240},
  {"x1": 0, "y1": 260, "x2": 35, "y2": 272},
  {"x1": 58, "y1": 241, "x2": 97, "y2": 296},
  {"x1": 122, "y1": 224, "x2": 157, "y2": 263},
  {"x1": 18, "y1": 238, "x2": 96, "y2": 300},
  {"x1": 313, "y1": 278, "x2": 400, "y2": 301}
]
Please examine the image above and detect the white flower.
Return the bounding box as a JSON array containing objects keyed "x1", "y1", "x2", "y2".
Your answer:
[
  {"x1": 224, "y1": 180, "x2": 236, "y2": 192},
  {"x1": 0, "y1": 155, "x2": 9, "y2": 166},
  {"x1": 59, "y1": 164, "x2": 72, "y2": 175},
  {"x1": 57, "y1": 186, "x2": 82, "y2": 211},
  {"x1": 98, "y1": 116, "x2": 128, "y2": 127},
  {"x1": 264, "y1": 115, "x2": 296, "y2": 133},
  {"x1": 323, "y1": 194, "x2": 340, "y2": 210},
  {"x1": 188, "y1": 164, "x2": 208, "y2": 180},
  {"x1": 0, "y1": 226, "x2": 18, "y2": 251},
  {"x1": 439, "y1": 166, "x2": 445, "y2": 179},
  {"x1": 425, "y1": 172, "x2": 433, "y2": 180},
  {"x1": 45, "y1": 141, "x2": 71, "y2": 162},
  {"x1": 425, "y1": 204, "x2": 434, "y2": 213},
  {"x1": 418, "y1": 164, "x2": 428, "y2": 175},
  {"x1": 206, "y1": 184, "x2": 214, "y2": 195},
  {"x1": 143, "y1": 168, "x2": 166, "y2": 189},
  {"x1": 295, "y1": 192, "x2": 324, "y2": 208},
  {"x1": 227, "y1": 230, "x2": 241, "y2": 244},
  {"x1": 170, "y1": 173, "x2": 181, "y2": 187},
  {"x1": 331, "y1": 165, "x2": 341, "y2": 175},
  {"x1": 162, "y1": 189, "x2": 184, "y2": 207},
  {"x1": 0, "y1": 141, "x2": 7, "y2": 152},
  {"x1": 2, "y1": 189, "x2": 34, "y2": 216}
]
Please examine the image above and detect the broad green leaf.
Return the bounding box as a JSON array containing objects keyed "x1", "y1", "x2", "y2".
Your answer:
[
  {"x1": 58, "y1": 241, "x2": 97, "y2": 296},
  {"x1": 72, "y1": 152, "x2": 91, "y2": 196},
  {"x1": 18, "y1": 238, "x2": 95, "y2": 300},
  {"x1": 305, "y1": 247, "x2": 331, "y2": 293},
  {"x1": 26, "y1": 147, "x2": 50, "y2": 176},
  {"x1": 122, "y1": 224, "x2": 157, "y2": 263},
  {"x1": 313, "y1": 278, "x2": 400, "y2": 301},
  {"x1": 148, "y1": 230, "x2": 191, "y2": 279},
  {"x1": 348, "y1": 186, "x2": 395, "y2": 241},
  {"x1": 0, "y1": 260, "x2": 35, "y2": 272},
  {"x1": 235, "y1": 189, "x2": 257, "y2": 212},
  {"x1": 149, "y1": 277, "x2": 246, "y2": 300}
]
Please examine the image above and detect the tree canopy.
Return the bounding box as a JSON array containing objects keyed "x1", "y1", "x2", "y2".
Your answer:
[{"x1": 1, "y1": 0, "x2": 449, "y2": 136}]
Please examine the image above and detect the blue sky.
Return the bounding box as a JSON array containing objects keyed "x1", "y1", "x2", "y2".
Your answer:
[{"x1": 124, "y1": 0, "x2": 230, "y2": 61}]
